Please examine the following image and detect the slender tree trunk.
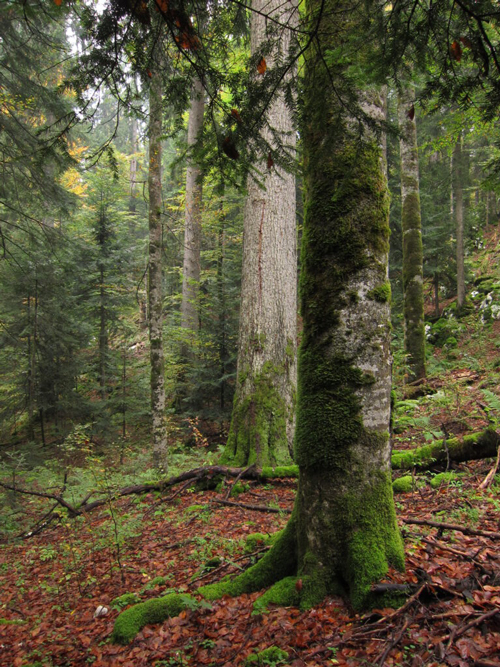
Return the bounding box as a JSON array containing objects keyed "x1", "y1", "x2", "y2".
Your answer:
[
  {"x1": 453, "y1": 137, "x2": 466, "y2": 311},
  {"x1": 99, "y1": 263, "x2": 107, "y2": 401},
  {"x1": 181, "y1": 78, "x2": 205, "y2": 348},
  {"x1": 398, "y1": 87, "x2": 425, "y2": 381},
  {"x1": 122, "y1": 347, "x2": 127, "y2": 439},
  {"x1": 148, "y1": 65, "x2": 168, "y2": 472},
  {"x1": 221, "y1": 0, "x2": 298, "y2": 468},
  {"x1": 217, "y1": 190, "x2": 227, "y2": 415},
  {"x1": 129, "y1": 116, "x2": 138, "y2": 215},
  {"x1": 434, "y1": 272, "x2": 440, "y2": 318}
]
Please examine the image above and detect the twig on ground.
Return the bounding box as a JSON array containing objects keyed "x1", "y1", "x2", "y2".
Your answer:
[
  {"x1": 377, "y1": 617, "x2": 411, "y2": 666},
  {"x1": 402, "y1": 517, "x2": 500, "y2": 539},
  {"x1": 224, "y1": 463, "x2": 256, "y2": 501},
  {"x1": 479, "y1": 443, "x2": 500, "y2": 489},
  {"x1": 446, "y1": 607, "x2": 500, "y2": 650}
]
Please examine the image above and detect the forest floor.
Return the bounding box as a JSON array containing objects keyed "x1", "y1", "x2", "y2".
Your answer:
[
  {"x1": 1, "y1": 445, "x2": 500, "y2": 667},
  {"x1": 2, "y1": 230, "x2": 500, "y2": 667}
]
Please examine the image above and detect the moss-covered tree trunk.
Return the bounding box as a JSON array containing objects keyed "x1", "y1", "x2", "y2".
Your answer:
[
  {"x1": 202, "y1": 0, "x2": 404, "y2": 612},
  {"x1": 398, "y1": 87, "x2": 425, "y2": 382},
  {"x1": 148, "y1": 63, "x2": 168, "y2": 472},
  {"x1": 181, "y1": 77, "x2": 205, "y2": 346},
  {"x1": 220, "y1": 0, "x2": 298, "y2": 469},
  {"x1": 453, "y1": 136, "x2": 466, "y2": 311}
]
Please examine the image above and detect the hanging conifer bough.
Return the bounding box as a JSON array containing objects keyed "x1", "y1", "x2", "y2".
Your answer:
[
  {"x1": 219, "y1": 0, "x2": 299, "y2": 469},
  {"x1": 199, "y1": 0, "x2": 405, "y2": 611}
]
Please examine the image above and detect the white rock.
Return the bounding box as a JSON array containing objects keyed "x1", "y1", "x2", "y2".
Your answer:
[{"x1": 94, "y1": 605, "x2": 109, "y2": 618}]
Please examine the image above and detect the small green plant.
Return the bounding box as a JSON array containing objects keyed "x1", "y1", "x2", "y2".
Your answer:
[
  {"x1": 39, "y1": 546, "x2": 58, "y2": 562},
  {"x1": 110, "y1": 592, "x2": 140, "y2": 610},
  {"x1": 245, "y1": 646, "x2": 289, "y2": 666}
]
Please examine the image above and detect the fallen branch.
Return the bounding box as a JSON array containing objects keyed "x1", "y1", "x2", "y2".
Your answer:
[
  {"x1": 446, "y1": 607, "x2": 500, "y2": 650},
  {"x1": 479, "y1": 444, "x2": 500, "y2": 489},
  {"x1": 392, "y1": 428, "x2": 500, "y2": 471},
  {"x1": 212, "y1": 499, "x2": 291, "y2": 514},
  {"x1": 402, "y1": 517, "x2": 500, "y2": 539},
  {"x1": 0, "y1": 481, "x2": 79, "y2": 516},
  {"x1": 377, "y1": 617, "x2": 411, "y2": 666}
]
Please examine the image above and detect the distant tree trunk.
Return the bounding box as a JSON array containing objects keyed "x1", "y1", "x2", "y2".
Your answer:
[
  {"x1": 148, "y1": 65, "x2": 168, "y2": 472},
  {"x1": 129, "y1": 116, "x2": 138, "y2": 215},
  {"x1": 99, "y1": 263, "x2": 107, "y2": 401},
  {"x1": 453, "y1": 137, "x2": 466, "y2": 311},
  {"x1": 221, "y1": 0, "x2": 298, "y2": 468},
  {"x1": 27, "y1": 283, "x2": 38, "y2": 441},
  {"x1": 216, "y1": 188, "x2": 227, "y2": 415},
  {"x1": 398, "y1": 87, "x2": 425, "y2": 381},
  {"x1": 181, "y1": 78, "x2": 205, "y2": 349},
  {"x1": 434, "y1": 272, "x2": 440, "y2": 318}
]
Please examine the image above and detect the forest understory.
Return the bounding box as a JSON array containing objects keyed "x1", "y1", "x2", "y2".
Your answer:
[{"x1": 3, "y1": 236, "x2": 500, "y2": 667}]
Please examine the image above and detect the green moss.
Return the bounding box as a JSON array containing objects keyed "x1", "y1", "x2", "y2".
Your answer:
[
  {"x1": 231, "y1": 481, "x2": 249, "y2": 496},
  {"x1": 220, "y1": 363, "x2": 293, "y2": 468},
  {"x1": 245, "y1": 646, "x2": 289, "y2": 666},
  {"x1": 185, "y1": 504, "x2": 205, "y2": 512},
  {"x1": 392, "y1": 475, "x2": 414, "y2": 493},
  {"x1": 252, "y1": 576, "x2": 301, "y2": 614},
  {"x1": 111, "y1": 593, "x2": 193, "y2": 644},
  {"x1": 199, "y1": 512, "x2": 297, "y2": 600},
  {"x1": 110, "y1": 592, "x2": 140, "y2": 610},
  {"x1": 244, "y1": 532, "x2": 270, "y2": 553},
  {"x1": 0, "y1": 618, "x2": 26, "y2": 625},
  {"x1": 343, "y1": 474, "x2": 405, "y2": 610},
  {"x1": 430, "y1": 471, "x2": 459, "y2": 488},
  {"x1": 261, "y1": 465, "x2": 298, "y2": 478},
  {"x1": 368, "y1": 282, "x2": 391, "y2": 303}
]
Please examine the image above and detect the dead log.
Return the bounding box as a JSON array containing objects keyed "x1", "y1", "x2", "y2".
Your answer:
[{"x1": 391, "y1": 428, "x2": 500, "y2": 471}]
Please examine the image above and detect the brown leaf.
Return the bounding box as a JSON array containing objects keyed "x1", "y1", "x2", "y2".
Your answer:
[
  {"x1": 54, "y1": 0, "x2": 62, "y2": 5},
  {"x1": 231, "y1": 108, "x2": 242, "y2": 123},
  {"x1": 222, "y1": 136, "x2": 239, "y2": 160},
  {"x1": 257, "y1": 57, "x2": 267, "y2": 75},
  {"x1": 451, "y1": 40, "x2": 462, "y2": 62},
  {"x1": 295, "y1": 578, "x2": 303, "y2": 591},
  {"x1": 459, "y1": 36, "x2": 473, "y2": 49},
  {"x1": 267, "y1": 152, "x2": 274, "y2": 170}
]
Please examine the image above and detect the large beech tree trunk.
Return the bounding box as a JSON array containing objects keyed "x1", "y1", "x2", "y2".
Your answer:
[
  {"x1": 201, "y1": 0, "x2": 404, "y2": 611},
  {"x1": 220, "y1": 0, "x2": 298, "y2": 468},
  {"x1": 148, "y1": 65, "x2": 168, "y2": 471},
  {"x1": 398, "y1": 87, "x2": 426, "y2": 382},
  {"x1": 181, "y1": 78, "x2": 205, "y2": 344}
]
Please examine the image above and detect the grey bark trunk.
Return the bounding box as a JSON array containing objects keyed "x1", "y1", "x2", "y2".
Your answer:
[
  {"x1": 181, "y1": 78, "x2": 205, "y2": 343},
  {"x1": 397, "y1": 87, "x2": 426, "y2": 381},
  {"x1": 453, "y1": 137, "x2": 466, "y2": 311},
  {"x1": 221, "y1": 0, "x2": 298, "y2": 468},
  {"x1": 148, "y1": 65, "x2": 168, "y2": 472},
  {"x1": 129, "y1": 117, "x2": 138, "y2": 215}
]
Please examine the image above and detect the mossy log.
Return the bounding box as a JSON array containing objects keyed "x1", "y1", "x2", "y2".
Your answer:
[{"x1": 391, "y1": 428, "x2": 500, "y2": 471}]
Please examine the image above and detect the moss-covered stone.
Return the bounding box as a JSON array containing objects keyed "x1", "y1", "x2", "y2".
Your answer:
[
  {"x1": 111, "y1": 593, "x2": 193, "y2": 644},
  {"x1": 430, "y1": 471, "x2": 459, "y2": 488},
  {"x1": 392, "y1": 475, "x2": 414, "y2": 493}
]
